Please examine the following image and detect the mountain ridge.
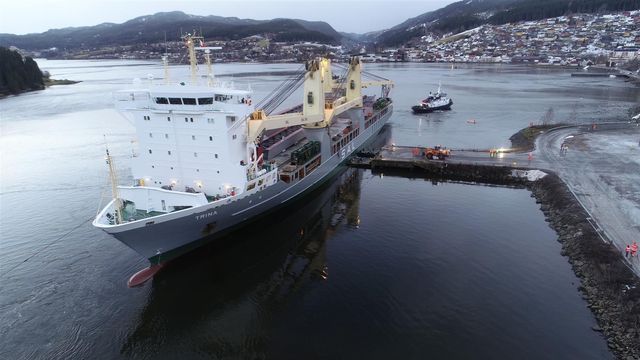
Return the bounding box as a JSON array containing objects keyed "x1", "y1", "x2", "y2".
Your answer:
[{"x1": 0, "y1": 11, "x2": 342, "y2": 50}]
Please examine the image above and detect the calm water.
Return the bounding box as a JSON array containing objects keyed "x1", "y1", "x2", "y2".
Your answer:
[{"x1": 2, "y1": 60, "x2": 636, "y2": 359}]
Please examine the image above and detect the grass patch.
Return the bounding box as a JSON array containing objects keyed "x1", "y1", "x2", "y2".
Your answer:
[
  {"x1": 44, "y1": 78, "x2": 80, "y2": 86},
  {"x1": 509, "y1": 124, "x2": 565, "y2": 152}
]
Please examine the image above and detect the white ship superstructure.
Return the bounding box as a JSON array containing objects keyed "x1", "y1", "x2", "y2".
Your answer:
[
  {"x1": 93, "y1": 34, "x2": 393, "y2": 269},
  {"x1": 114, "y1": 84, "x2": 262, "y2": 211}
]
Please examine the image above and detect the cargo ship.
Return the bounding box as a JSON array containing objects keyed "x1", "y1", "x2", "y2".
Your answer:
[{"x1": 92, "y1": 34, "x2": 393, "y2": 282}]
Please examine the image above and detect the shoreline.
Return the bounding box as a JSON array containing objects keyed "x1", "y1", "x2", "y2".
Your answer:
[
  {"x1": 357, "y1": 140, "x2": 640, "y2": 358},
  {"x1": 32, "y1": 56, "x2": 625, "y2": 69},
  {"x1": 0, "y1": 78, "x2": 80, "y2": 99},
  {"x1": 44, "y1": 78, "x2": 80, "y2": 86},
  {"x1": 530, "y1": 174, "x2": 640, "y2": 359}
]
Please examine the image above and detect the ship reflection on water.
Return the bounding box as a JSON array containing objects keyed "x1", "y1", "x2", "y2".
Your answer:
[{"x1": 120, "y1": 129, "x2": 379, "y2": 357}]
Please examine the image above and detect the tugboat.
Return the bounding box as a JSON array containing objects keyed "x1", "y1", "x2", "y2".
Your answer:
[{"x1": 411, "y1": 83, "x2": 453, "y2": 113}]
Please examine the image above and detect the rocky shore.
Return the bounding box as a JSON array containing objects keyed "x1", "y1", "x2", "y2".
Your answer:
[
  {"x1": 364, "y1": 159, "x2": 640, "y2": 358},
  {"x1": 529, "y1": 174, "x2": 640, "y2": 359}
]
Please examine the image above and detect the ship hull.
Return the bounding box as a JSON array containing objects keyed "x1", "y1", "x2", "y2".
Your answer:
[{"x1": 103, "y1": 107, "x2": 392, "y2": 264}]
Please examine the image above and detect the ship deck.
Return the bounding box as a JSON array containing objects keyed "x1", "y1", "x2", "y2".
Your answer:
[
  {"x1": 267, "y1": 115, "x2": 354, "y2": 168},
  {"x1": 121, "y1": 208, "x2": 166, "y2": 222}
]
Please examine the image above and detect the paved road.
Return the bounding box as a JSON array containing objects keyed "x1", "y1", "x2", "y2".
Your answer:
[{"x1": 535, "y1": 123, "x2": 640, "y2": 273}]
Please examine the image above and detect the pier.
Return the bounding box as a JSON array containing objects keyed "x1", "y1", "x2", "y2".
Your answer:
[
  {"x1": 351, "y1": 122, "x2": 638, "y2": 260},
  {"x1": 349, "y1": 122, "x2": 640, "y2": 358},
  {"x1": 571, "y1": 67, "x2": 640, "y2": 82},
  {"x1": 570, "y1": 72, "x2": 622, "y2": 78},
  {"x1": 350, "y1": 145, "x2": 538, "y2": 184}
]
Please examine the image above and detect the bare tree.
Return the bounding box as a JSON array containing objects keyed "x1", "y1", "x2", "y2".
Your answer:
[
  {"x1": 567, "y1": 103, "x2": 578, "y2": 124},
  {"x1": 541, "y1": 106, "x2": 555, "y2": 125}
]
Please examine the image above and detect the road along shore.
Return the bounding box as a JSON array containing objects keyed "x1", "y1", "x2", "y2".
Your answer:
[{"x1": 350, "y1": 125, "x2": 640, "y2": 358}]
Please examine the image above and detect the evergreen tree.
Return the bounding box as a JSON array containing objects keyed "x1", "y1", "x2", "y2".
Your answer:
[{"x1": 0, "y1": 46, "x2": 45, "y2": 95}]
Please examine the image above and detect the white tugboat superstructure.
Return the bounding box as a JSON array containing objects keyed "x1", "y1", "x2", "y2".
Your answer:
[
  {"x1": 411, "y1": 82, "x2": 453, "y2": 113},
  {"x1": 93, "y1": 34, "x2": 394, "y2": 271}
]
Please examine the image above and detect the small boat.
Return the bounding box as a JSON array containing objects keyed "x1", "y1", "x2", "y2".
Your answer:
[{"x1": 412, "y1": 83, "x2": 453, "y2": 114}]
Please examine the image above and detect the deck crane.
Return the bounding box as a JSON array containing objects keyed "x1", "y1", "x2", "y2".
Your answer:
[{"x1": 246, "y1": 56, "x2": 393, "y2": 144}]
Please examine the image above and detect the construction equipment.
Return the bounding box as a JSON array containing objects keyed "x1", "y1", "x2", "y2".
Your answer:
[{"x1": 424, "y1": 145, "x2": 451, "y2": 160}]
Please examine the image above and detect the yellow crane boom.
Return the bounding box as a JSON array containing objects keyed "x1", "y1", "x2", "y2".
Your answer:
[{"x1": 247, "y1": 56, "x2": 386, "y2": 143}]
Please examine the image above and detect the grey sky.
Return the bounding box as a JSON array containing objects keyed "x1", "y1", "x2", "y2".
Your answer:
[{"x1": 0, "y1": 0, "x2": 453, "y2": 35}]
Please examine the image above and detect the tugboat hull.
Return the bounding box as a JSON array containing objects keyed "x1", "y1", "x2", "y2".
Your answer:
[{"x1": 411, "y1": 99, "x2": 453, "y2": 114}]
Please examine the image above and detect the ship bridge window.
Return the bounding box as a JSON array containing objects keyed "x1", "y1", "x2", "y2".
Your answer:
[
  {"x1": 182, "y1": 98, "x2": 196, "y2": 105},
  {"x1": 169, "y1": 98, "x2": 182, "y2": 105},
  {"x1": 215, "y1": 94, "x2": 232, "y2": 102},
  {"x1": 198, "y1": 97, "x2": 213, "y2": 105},
  {"x1": 155, "y1": 97, "x2": 169, "y2": 104}
]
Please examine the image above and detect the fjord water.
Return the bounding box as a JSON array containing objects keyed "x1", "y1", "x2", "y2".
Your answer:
[{"x1": 3, "y1": 60, "x2": 637, "y2": 359}]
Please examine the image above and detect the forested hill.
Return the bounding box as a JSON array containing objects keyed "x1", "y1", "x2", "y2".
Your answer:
[
  {"x1": 0, "y1": 47, "x2": 44, "y2": 96},
  {"x1": 376, "y1": 0, "x2": 640, "y2": 46},
  {"x1": 0, "y1": 11, "x2": 342, "y2": 51}
]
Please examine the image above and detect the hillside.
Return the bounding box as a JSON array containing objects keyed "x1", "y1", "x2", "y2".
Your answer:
[
  {"x1": 0, "y1": 11, "x2": 342, "y2": 51},
  {"x1": 376, "y1": 0, "x2": 640, "y2": 46},
  {"x1": 0, "y1": 47, "x2": 44, "y2": 95}
]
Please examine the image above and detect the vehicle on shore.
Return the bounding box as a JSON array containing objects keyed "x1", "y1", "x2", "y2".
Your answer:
[{"x1": 424, "y1": 145, "x2": 450, "y2": 160}]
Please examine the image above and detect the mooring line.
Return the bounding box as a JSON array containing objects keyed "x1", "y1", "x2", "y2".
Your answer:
[{"x1": 0, "y1": 217, "x2": 94, "y2": 279}]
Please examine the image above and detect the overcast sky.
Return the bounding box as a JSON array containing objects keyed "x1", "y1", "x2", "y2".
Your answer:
[{"x1": 0, "y1": 0, "x2": 454, "y2": 35}]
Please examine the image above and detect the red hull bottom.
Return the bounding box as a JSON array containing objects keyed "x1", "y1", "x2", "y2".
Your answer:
[{"x1": 128, "y1": 264, "x2": 165, "y2": 287}]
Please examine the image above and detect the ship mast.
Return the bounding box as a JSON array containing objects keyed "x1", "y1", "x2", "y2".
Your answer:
[
  {"x1": 205, "y1": 49, "x2": 213, "y2": 86},
  {"x1": 104, "y1": 137, "x2": 123, "y2": 224},
  {"x1": 182, "y1": 33, "x2": 201, "y2": 85},
  {"x1": 162, "y1": 54, "x2": 170, "y2": 85},
  {"x1": 162, "y1": 31, "x2": 170, "y2": 85}
]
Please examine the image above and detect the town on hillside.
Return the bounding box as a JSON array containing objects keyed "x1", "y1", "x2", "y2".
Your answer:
[{"x1": 12, "y1": 10, "x2": 640, "y2": 69}]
